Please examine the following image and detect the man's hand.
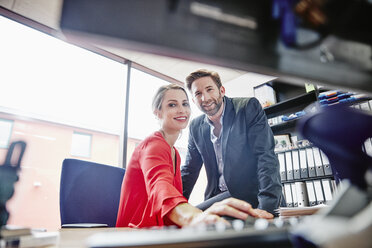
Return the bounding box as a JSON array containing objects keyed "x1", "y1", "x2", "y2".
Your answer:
[
  {"x1": 204, "y1": 198, "x2": 274, "y2": 220},
  {"x1": 167, "y1": 198, "x2": 273, "y2": 228}
]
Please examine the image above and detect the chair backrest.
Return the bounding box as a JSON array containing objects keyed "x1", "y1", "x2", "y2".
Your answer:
[{"x1": 60, "y1": 158, "x2": 125, "y2": 227}]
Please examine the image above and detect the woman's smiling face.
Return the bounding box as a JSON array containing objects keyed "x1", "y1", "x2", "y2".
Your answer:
[{"x1": 156, "y1": 89, "x2": 191, "y2": 132}]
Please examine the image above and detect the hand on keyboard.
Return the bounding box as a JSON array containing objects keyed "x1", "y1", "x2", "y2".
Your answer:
[
  {"x1": 251, "y1": 208, "x2": 274, "y2": 219},
  {"x1": 175, "y1": 198, "x2": 274, "y2": 227},
  {"x1": 187, "y1": 197, "x2": 256, "y2": 227},
  {"x1": 205, "y1": 197, "x2": 274, "y2": 220}
]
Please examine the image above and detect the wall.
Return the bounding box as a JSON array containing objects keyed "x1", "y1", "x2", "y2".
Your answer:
[
  {"x1": 224, "y1": 72, "x2": 276, "y2": 98},
  {"x1": 0, "y1": 112, "x2": 121, "y2": 231}
]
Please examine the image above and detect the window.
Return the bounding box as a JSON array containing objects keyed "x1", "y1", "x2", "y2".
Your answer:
[
  {"x1": 0, "y1": 16, "x2": 127, "y2": 231},
  {"x1": 0, "y1": 118, "x2": 13, "y2": 148},
  {"x1": 0, "y1": 16, "x2": 127, "y2": 135},
  {"x1": 128, "y1": 69, "x2": 170, "y2": 141},
  {"x1": 71, "y1": 132, "x2": 92, "y2": 158}
]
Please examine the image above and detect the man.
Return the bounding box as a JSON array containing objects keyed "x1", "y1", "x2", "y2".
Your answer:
[{"x1": 181, "y1": 69, "x2": 282, "y2": 215}]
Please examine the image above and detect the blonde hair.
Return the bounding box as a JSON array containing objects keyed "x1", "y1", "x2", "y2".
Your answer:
[{"x1": 152, "y1": 84, "x2": 188, "y2": 113}]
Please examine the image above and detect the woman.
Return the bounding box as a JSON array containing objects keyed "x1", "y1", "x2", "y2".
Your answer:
[{"x1": 116, "y1": 84, "x2": 272, "y2": 228}]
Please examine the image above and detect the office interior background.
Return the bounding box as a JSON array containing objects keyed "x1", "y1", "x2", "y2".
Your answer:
[
  {"x1": 1, "y1": 0, "x2": 371, "y2": 234},
  {"x1": 0, "y1": 1, "x2": 280, "y2": 231}
]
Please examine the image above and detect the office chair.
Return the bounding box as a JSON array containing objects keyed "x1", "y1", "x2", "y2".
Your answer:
[{"x1": 59, "y1": 159, "x2": 125, "y2": 227}]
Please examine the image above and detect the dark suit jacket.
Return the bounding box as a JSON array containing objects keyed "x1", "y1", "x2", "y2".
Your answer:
[{"x1": 181, "y1": 96, "x2": 282, "y2": 214}]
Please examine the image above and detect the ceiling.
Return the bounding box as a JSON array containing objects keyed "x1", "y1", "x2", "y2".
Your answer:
[{"x1": 0, "y1": 0, "x2": 262, "y2": 84}]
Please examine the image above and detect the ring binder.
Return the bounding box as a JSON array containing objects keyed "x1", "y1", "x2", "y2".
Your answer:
[
  {"x1": 320, "y1": 150, "x2": 333, "y2": 176},
  {"x1": 278, "y1": 153, "x2": 287, "y2": 181},
  {"x1": 290, "y1": 183, "x2": 298, "y2": 207},
  {"x1": 305, "y1": 148, "x2": 316, "y2": 178},
  {"x1": 313, "y1": 180, "x2": 325, "y2": 205},
  {"x1": 285, "y1": 152, "x2": 293, "y2": 181},
  {"x1": 295, "y1": 182, "x2": 309, "y2": 207},
  {"x1": 321, "y1": 179, "x2": 333, "y2": 204},
  {"x1": 291, "y1": 150, "x2": 301, "y2": 180},
  {"x1": 305, "y1": 181, "x2": 317, "y2": 206},
  {"x1": 284, "y1": 184, "x2": 293, "y2": 207},
  {"x1": 299, "y1": 149, "x2": 309, "y2": 179},
  {"x1": 313, "y1": 147, "x2": 325, "y2": 177}
]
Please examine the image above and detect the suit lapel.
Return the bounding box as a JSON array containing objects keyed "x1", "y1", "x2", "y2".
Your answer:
[{"x1": 221, "y1": 97, "x2": 236, "y2": 160}]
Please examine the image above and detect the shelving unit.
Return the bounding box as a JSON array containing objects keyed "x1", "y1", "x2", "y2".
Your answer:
[
  {"x1": 264, "y1": 91, "x2": 318, "y2": 119},
  {"x1": 280, "y1": 175, "x2": 334, "y2": 184},
  {"x1": 262, "y1": 83, "x2": 337, "y2": 208},
  {"x1": 263, "y1": 90, "x2": 318, "y2": 136},
  {"x1": 262, "y1": 82, "x2": 372, "y2": 209},
  {"x1": 269, "y1": 119, "x2": 298, "y2": 135}
]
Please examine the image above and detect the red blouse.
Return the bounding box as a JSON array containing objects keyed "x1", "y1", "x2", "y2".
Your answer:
[{"x1": 116, "y1": 131, "x2": 188, "y2": 228}]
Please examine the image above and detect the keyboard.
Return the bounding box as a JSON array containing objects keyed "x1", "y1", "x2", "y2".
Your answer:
[{"x1": 86, "y1": 218, "x2": 294, "y2": 248}]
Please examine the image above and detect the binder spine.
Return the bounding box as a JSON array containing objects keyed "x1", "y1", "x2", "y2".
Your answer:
[
  {"x1": 284, "y1": 183, "x2": 293, "y2": 207},
  {"x1": 321, "y1": 179, "x2": 333, "y2": 203},
  {"x1": 285, "y1": 152, "x2": 294, "y2": 181},
  {"x1": 313, "y1": 147, "x2": 325, "y2": 177},
  {"x1": 313, "y1": 180, "x2": 325, "y2": 205},
  {"x1": 306, "y1": 148, "x2": 316, "y2": 177},
  {"x1": 306, "y1": 181, "x2": 317, "y2": 206},
  {"x1": 278, "y1": 153, "x2": 287, "y2": 181},
  {"x1": 292, "y1": 150, "x2": 301, "y2": 180},
  {"x1": 295, "y1": 182, "x2": 309, "y2": 207},
  {"x1": 299, "y1": 149, "x2": 309, "y2": 179},
  {"x1": 290, "y1": 183, "x2": 298, "y2": 207},
  {"x1": 320, "y1": 150, "x2": 333, "y2": 176}
]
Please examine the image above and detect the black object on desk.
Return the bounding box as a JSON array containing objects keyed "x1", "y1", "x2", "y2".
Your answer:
[
  {"x1": 298, "y1": 104, "x2": 372, "y2": 189},
  {"x1": 0, "y1": 141, "x2": 27, "y2": 227},
  {"x1": 291, "y1": 104, "x2": 372, "y2": 247},
  {"x1": 61, "y1": 223, "x2": 108, "y2": 228}
]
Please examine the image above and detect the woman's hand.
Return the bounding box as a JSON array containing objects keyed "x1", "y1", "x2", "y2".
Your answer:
[
  {"x1": 167, "y1": 202, "x2": 228, "y2": 227},
  {"x1": 187, "y1": 211, "x2": 228, "y2": 226}
]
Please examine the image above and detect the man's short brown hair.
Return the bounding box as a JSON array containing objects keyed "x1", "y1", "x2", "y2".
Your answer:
[{"x1": 185, "y1": 69, "x2": 222, "y2": 91}]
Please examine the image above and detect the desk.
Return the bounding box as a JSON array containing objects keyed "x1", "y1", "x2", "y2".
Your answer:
[
  {"x1": 54, "y1": 226, "x2": 292, "y2": 248},
  {"x1": 56, "y1": 228, "x2": 133, "y2": 248}
]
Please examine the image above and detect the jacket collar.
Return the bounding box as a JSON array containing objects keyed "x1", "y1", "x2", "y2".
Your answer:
[
  {"x1": 221, "y1": 97, "x2": 236, "y2": 155},
  {"x1": 201, "y1": 96, "x2": 236, "y2": 162}
]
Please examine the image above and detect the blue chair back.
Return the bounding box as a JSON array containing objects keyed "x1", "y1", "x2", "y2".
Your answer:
[{"x1": 60, "y1": 159, "x2": 125, "y2": 227}]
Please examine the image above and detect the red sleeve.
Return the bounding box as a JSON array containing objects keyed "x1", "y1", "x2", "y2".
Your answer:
[{"x1": 139, "y1": 138, "x2": 187, "y2": 219}]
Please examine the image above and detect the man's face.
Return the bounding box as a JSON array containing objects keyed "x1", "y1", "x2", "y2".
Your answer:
[{"x1": 190, "y1": 76, "x2": 225, "y2": 117}]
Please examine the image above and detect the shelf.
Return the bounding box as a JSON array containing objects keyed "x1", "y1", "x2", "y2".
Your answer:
[
  {"x1": 270, "y1": 80, "x2": 307, "y2": 102},
  {"x1": 264, "y1": 91, "x2": 318, "y2": 119},
  {"x1": 322, "y1": 97, "x2": 372, "y2": 108},
  {"x1": 275, "y1": 144, "x2": 314, "y2": 154},
  {"x1": 270, "y1": 118, "x2": 299, "y2": 134},
  {"x1": 268, "y1": 98, "x2": 372, "y2": 134},
  {"x1": 281, "y1": 175, "x2": 334, "y2": 184}
]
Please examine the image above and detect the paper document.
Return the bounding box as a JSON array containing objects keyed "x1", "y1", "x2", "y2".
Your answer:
[{"x1": 275, "y1": 204, "x2": 328, "y2": 217}]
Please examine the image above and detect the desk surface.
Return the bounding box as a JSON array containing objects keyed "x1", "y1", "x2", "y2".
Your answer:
[
  {"x1": 54, "y1": 225, "x2": 291, "y2": 248},
  {"x1": 56, "y1": 228, "x2": 133, "y2": 248}
]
